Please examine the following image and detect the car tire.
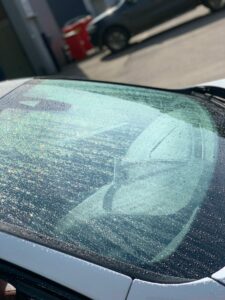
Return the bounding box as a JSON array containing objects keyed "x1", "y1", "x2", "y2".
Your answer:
[
  {"x1": 203, "y1": 0, "x2": 225, "y2": 11},
  {"x1": 103, "y1": 26, "x2": 130, "y2": 53}
]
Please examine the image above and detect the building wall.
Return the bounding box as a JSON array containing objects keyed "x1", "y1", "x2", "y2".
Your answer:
[
  {"x1": 47, "y1": 0, "x2": 88, "y2": 27},
  {"x1": 92, "y1": 0, "x2": 108, "y2": 15},
  {"x1": 84, "y1": 0, "x2": 108, "y2": 15},
  {"x1": 29, "y1": 0, "x2": 65, "y2": 69},
  {"x1": 105, "y1": 0, "x2": 119, "y2": 6},
  {"x1": 83, "y1": 0, "x2": 95, "y2": 15},
  {"x1": 0, "y1": 1, "x2": 33, "y2": 79},
  {"x1": 2, "y1": 0, "x2": 63, "y2": 76}
]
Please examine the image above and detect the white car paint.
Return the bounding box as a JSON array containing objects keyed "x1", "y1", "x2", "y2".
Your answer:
[
  {"x1": 0, "y1": 231, "x2": 132, "y2": 300},
  {"x1": 1, "y1": 78, "x2": 225, "y2": 299},
  {"x1": 200, "y1": 79, "x2": 225, "y2": 89},
  {"x1": 212, "y1": 268, "x2": 225, "y2": 286},
  {"x1": 127, "y1": 278, "x2": 225, "y2": 300},
  {"x1": 0, "y1": 78, "x2": 30, "y2": 98}
]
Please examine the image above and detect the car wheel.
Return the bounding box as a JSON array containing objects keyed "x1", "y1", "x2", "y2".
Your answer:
[
  {"x1": 104, "y1": 27, "x2": 130, "y2": 53},
  {"x1": 203, "y1": 0, "x2": 225, "y2": 11}
]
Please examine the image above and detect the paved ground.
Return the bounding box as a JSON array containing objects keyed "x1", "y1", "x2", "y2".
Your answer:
[{"x1": 60, "y1": 5, "x2": 225, "y2": 89}]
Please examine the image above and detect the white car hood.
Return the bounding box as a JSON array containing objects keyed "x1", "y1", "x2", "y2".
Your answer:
[{"x1": 199, "y1": 79, "x2": 225, "y2": 89}]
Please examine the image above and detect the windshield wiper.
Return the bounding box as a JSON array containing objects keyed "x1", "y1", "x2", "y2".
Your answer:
[{"x1": 187, "y1": 86, "x2": 225, "y2": 109}]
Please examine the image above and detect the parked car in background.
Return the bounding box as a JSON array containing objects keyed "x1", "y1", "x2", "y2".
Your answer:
[
  {"x1": 88, "y1": 0, "x2": 225, "y2": 52},
  {"x1": 1, "y1": 78, "x2": 225, "y2": 299}
]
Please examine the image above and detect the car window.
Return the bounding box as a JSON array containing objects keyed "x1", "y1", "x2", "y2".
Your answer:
[{"x1": 0, "y1": 79, "x2": 223, "y2": 282}]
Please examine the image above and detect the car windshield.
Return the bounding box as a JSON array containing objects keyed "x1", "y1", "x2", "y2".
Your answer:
[{"x1": 0, "y1": 79, "x2": 224, "y2": 282}]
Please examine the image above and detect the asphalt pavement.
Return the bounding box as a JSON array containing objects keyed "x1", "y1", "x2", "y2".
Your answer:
[{"x1": 60, "y1": 5, "x2": 225, "y2": 89}]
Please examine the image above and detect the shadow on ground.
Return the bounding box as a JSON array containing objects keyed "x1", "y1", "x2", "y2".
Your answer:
[
  {"x1": 101, "y1": 9, "x2": 225, "y2": 62},
  {"x1": 55, "y1": 49, "x2": 102, "y2": 79},
  {"x1": 54, "y1": 61, "x2": 88, "y2": 79}
]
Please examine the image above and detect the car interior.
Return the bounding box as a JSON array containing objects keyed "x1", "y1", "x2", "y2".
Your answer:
[
  {"x1": 0, "y1": 279, "x2": 16, "y2": 299},
  {"x1": 0, "y1": 279, "x2": 32, "y2": 300}
]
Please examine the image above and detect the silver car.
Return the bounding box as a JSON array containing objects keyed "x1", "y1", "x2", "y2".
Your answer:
[{"x1": 88, "y1": 0, "x2": 225, "y2": 52}]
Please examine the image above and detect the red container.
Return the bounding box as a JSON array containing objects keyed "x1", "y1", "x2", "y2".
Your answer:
[
  {"x1": 63, "y1": 16, "x2": 93, "y2": 61},
  {"x1": 78, "y1": 16, "x2": 93, "y2": 52},
  {"x1": 63, "y1": 26, "x2": 86, "y2": 61}
]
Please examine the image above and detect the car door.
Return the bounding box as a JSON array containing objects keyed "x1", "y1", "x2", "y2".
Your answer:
[
  {"x1": 0, "y1": 230, "x2": 132, "y2": 300},
  {"x1": 149, "y1": 0, "x2": 200, "y2": 25},
  {"x1": 122, "y1": 0, "x2": 163, "y2": 34},
  {"x1": 122, "y1": 0, "x2": 199, "y2": 34},
  {"x1": 0, "y1": 260, "x2": 87, "y2": 300}
]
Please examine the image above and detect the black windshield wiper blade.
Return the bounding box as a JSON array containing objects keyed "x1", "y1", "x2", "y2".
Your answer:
[
  {"x1": 191, "y1": 86, "x2": 225, "y2": 100},
  {"x1": 185, "y1": 85, "x2": 225, "y2": 108}
]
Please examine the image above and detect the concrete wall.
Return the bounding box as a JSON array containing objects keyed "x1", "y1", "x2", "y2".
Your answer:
[
  {"x1": 47, "y1": 0, "x2": 110, "y2": 22},
  {"x1": 47, "y1": 0, "x2": 88, "y2": 27},
  {"x1": 2, "y1": 0, "x2": 63, "y2": 76},
  {"x1": 105, "y1": 0, "x2": 119, "y2": 6},
  {"x1": 85, "y1": 0, "x2": 108, "y2": 15},
  {"x1": 29, "y1": 0, "x2": 65, "y2": 69},
  {"x1": 0, "y1": 1, "x2": 33, "y2": 79}
]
